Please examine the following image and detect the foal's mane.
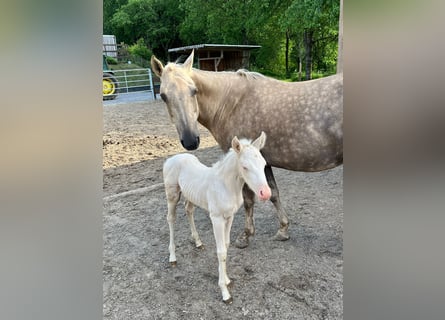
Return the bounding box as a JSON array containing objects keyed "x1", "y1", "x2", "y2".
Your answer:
[{"x1": 211, "y1": 138, "x2": 252, "y2": 174}]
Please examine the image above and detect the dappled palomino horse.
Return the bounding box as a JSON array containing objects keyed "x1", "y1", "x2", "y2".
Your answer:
[
  {"x1": 163, "y1": 132, "x2": 271, "y2": 303},
  {"x1": 151, "y1": 50, "x2": 343, "y2": 248}
]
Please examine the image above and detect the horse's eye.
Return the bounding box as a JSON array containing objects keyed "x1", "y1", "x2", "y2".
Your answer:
[
  {"x1": 242, "y1": 166, "x2": 248, "y2": 171},
  {"x1": 190, "y1": 88, "x2": 198, "y2": 96},
  {"x1": 160, "y1": 93, "x2": 168, "y2": 102}
]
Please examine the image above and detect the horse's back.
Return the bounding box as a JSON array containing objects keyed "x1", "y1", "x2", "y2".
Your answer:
[{"x1": 223, "y1": 73, "x2": 343, "y2": 171}]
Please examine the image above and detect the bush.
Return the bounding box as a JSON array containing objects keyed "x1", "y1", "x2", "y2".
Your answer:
[
  {"x1": 128, "y1": 38, "x2": 153, "y2": 61},
  {"x1": 106, "y1": 56, "x2": 118, "y2": 65}
]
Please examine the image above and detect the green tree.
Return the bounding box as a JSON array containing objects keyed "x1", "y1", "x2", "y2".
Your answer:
[
  {"x1": 109, "y1": 0, "x2": 156, "y2": 45},
  {"x1": 179, "y1": 0, "x2": 286, "y2": 74},
  {"x1": 281, "y1": 0, "x2": 339, "y2": 79},
  {"x1": 180, "y1": 0, "x2": 278, "y2": 45},
  {"x1": 107, "y1": 0, "x2": 183, "y2": 61},
  {"x1": 103, "y1": 0, "x2": 128, "y2": 35},
  {"x1": 178, "y1": 0, "x2": 211, "y2": 44},
  {"x1": 149, "y1": 0, "x2": 185, "y2": 59},
  {"x1": 103, "y1": 0, "x2": 339, "y2": 79}
]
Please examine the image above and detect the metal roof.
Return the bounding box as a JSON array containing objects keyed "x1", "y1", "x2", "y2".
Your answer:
[{"x1": 168, "y1": 44, "x2": 261, "y2": 53}]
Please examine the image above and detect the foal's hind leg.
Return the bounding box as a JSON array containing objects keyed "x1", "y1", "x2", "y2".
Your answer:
[
  {"x1": 166, "y1": 184, "x2": 181, "y2": 266},
  {"x1": 185, "y1": 200, "x2": 203, "y2": 248},
  {"x1": 265, "y1": 166, "x2": 290, "y2": 241},
  {"x1": 234, "y1": 184, "x2": 256, "y2": 249}
]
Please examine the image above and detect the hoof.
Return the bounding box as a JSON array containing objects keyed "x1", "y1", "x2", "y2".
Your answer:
[
  {"x1": 196, "y1": 244, "x2": 204, "y2": 250},
  {"x1": 170, "y1": 261, "x2": 177, "y2": 267},
  {"x1": 273, "y1": 230, "x2": 290, "y2": 241},
  {"x1": 223, "y1": 297, "x2": 233, "y2": 304},
  {"x1": 234, "y1": 232, "x2": 250, "y2": 249}
]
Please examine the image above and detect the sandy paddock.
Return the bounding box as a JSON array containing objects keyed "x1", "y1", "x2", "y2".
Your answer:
[{"x1": 103, "y1": 100, "x2": 343, "y2": 319}]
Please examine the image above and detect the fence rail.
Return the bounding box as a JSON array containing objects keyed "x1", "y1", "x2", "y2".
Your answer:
[{"x1": 105, "y1": 68, "x2": 156, "y2": 100}]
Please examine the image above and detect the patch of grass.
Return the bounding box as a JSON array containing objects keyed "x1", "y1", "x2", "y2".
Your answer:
[{"x1": 109, "y1": 62, "x2": 144, "y2": 71}]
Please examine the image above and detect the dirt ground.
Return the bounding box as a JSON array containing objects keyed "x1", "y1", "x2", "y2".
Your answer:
[{"x1": 103, "y1": 100, "x2": 343, "y2": 319}]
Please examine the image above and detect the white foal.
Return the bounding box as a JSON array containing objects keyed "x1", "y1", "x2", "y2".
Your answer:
[{"x1": 163, "y1": 131, "x2": 271, "y2": 304}]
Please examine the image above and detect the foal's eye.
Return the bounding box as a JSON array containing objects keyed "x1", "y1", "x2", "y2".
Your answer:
[
  {"x1": 160, "y1": 93, "x2": 168, "y2": 102},
  {"x1": 242, "y1": 166, "x2": 248, "y2": 171}
]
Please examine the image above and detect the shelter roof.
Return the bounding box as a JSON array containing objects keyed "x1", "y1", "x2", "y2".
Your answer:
[{"x1": 168, "y1": 44, "x2": 261, "y2": 53}]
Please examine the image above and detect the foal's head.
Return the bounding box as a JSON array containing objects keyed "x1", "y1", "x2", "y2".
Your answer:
[
  {"x1": 232, "y1": 131, "x2": 271, "y2": 201},
  {"x1": 151, "y1": 51, "x2": 200, "y2": 150}
]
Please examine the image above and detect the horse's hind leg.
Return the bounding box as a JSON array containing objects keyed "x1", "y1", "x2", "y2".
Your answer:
[
  {"x1": 185, "y1": 200, "x2": 203, "y2": 248},
  {"x1": 265, "y1": 166, "x2": 290, "y2": 241},
  {"x1": 234, "y1": 184, "x2": 256, "y2": 249},
  {"x1": 166, "y1": 184, "x2": 181, "y2": 266}
]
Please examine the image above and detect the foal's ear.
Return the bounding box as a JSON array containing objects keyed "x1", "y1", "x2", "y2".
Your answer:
[
  {"x1": 183, "y1": 50, "x2": 194, "y2": 72},
  {"x1": 151, "y1": 55, "x2": 164, "y2": 77},
  {"x1": 231, "y1": 136, "x2": 242, "y2": 153},
  {"x1": 252, "y1": 131, "x2": 267, "y2": 150}
]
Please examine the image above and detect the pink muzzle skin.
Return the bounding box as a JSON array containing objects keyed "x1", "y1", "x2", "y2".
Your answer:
[{"x1": 258, "y1": 185, "x2": 272, "y2": 201}]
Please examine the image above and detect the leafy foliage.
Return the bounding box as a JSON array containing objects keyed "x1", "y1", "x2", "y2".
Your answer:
[
  {"x1": 103, "y1": 0, "x2": 340, "y2": 79},
  {"x1": 128, "y1": 38, "x2": 153, "y2": 61},
  {"x1": 106, "y1": 56, "x2": 118, "y2": 65}
]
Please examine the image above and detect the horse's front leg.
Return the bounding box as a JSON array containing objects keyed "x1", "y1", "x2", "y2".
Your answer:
[
  {"x1": 210, "y1": 214, "x2": 232, "y2": 304},
  {"x1": 265, "y1": 165, "x2": 290, "y2": 241},
  {"x1": 234, "y1": 184, "x2": 255, "y2": 249}
]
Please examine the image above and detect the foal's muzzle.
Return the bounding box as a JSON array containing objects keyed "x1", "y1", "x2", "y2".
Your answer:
[{"x1": 180, "y1": 130, "x2": 200, "y2": 150}]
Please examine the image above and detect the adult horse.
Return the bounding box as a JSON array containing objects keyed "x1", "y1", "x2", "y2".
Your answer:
[{"x1": 151, "y1": 50, "x2": 343, "y2": 248}]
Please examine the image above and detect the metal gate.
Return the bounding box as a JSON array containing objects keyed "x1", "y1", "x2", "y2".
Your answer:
[{"x1": 111, "y1": 68, "x2": 156, "y2": 99}]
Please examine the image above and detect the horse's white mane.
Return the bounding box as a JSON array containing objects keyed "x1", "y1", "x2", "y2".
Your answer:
[
  {"x1": 236, "y1": 69, "x2": 265, "y2": 80},
  {"x1": 168, "y1": 60, "x2": 265, "y2": 82}
]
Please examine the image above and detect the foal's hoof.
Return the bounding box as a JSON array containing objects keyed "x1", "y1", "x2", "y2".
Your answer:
[
  {"x1": 170, "y1": 261, "x2": 177, "y2": 267},
  {"x1": 234, "y1": 232, "x2": 250, "y2": 249},
  {"x1": 273, "y1": 230, "x2": 290, "y2": 241},
  {"x1": 196, "y1": 244, "x2": 205, "y2": 250},
  {"x1": 223, "y1": 297, "x2": 233, "y2": 304}
]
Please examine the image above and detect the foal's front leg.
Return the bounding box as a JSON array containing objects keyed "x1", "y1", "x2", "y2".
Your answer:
[
  {"x1": 210, "y1": 214, "x2": 232, "y2": 304},
  {"x1": 165, "y1": 185, "x2": 180, "y2": 266}
]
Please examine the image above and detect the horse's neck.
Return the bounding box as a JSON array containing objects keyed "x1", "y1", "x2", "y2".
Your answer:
[
  {"x1": 213, "y1": 151, "x2": 244, "y2": 193},
  {"x1": 192, "y1": 70, "x2": 244, "y2": 141}
]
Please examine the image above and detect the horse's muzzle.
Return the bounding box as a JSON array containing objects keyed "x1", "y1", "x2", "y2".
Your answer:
[{"x1": 180, "y1": 132, "x2": 200, "y2": 150}]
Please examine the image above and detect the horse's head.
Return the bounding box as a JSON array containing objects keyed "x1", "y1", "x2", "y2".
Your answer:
[
  {"x1": 151, "y1": 51, "x2": 200, "y2": 150},
  {"x1": 232, "y1": 131, "x2": 271, "y2": 201}
]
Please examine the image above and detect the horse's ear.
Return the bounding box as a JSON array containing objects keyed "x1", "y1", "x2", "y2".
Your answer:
[
  {"x1": 252, "y1": 131, "x2": 267, "y2": 150},
  {"x1": 231, "y1": 136, "x2": 242, "y2": 153},
  {"x1": 151, "y1": 55, "x2": 164, "y2": 77},
  {"x1": 183, "y1": 50, "x2": 194, "y2": 72}
]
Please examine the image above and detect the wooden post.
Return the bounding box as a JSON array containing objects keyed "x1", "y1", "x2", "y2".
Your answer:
[{"x1": 337, "y1": 0, "x2": 343, "y2": 74}]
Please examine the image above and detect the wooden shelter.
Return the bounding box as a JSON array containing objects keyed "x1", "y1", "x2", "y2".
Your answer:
[{"x1": 168, "y1": 44, "x2": 261, "y2": 71}]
